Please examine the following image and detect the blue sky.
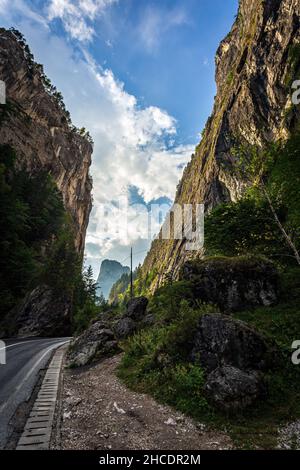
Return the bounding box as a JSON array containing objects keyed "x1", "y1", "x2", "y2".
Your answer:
[{"x1": 0, "y1": 0, "x2": 238, "y2": 276}]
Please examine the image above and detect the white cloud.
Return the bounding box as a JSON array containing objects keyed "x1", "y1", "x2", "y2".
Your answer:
[
  {"x1": 47, "y1": 0, "x2": 118, "y2": 41},
  {"x1": 0, "y1": 4, "x2": 193, "y2": 274},
  {"x1": 81, "y1": 57, "x2": 192, "y2": 266},
  {"x1": 0, "y1": 0, "x2": 8, "y2": 13},
  {"x1": 0, "y1": 0, "x2": 49, "y2": 27},
  {"x1": 138, "y1": 5, "x2": 188, "y2": 53}
]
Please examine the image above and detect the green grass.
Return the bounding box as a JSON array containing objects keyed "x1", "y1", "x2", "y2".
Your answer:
[{"x1": 118, "y1": 267, "x2": 300, "y2": 449}]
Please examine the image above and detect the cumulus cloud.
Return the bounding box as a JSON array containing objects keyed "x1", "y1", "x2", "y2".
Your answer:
[
  {"x1": 82, "y1": 56, "x2": 193, "y2": 268},
  {"x1": 47, "y1": 0, "x2": 118, "y2": 41},
  {"x1": 0, "y1": 1, "x2": 194, "y2": 274}
]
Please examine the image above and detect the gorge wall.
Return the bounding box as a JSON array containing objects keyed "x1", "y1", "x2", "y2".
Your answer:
[
  {"x1": 141, "y1": 0, "x2": 300, "y2": 290},
  {"x1": 0, "y1": 28, "x2": 93, "y2": 254}
]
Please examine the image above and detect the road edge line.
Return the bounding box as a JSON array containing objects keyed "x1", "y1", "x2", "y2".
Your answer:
[{"x1": 16, "y1": 345, "x2": 67, "y2": 450}]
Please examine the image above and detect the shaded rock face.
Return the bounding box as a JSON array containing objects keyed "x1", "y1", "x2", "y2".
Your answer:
[
  {"x1": 141, "y1": 0, "x2": 300, "y2": 289},
  {"x1": 67, "y1": 321, "x2": 120, "y2": 367},
  {"x1": 180, "y1": 257, "x2": 278, "y2": 313},
  {"x1": 113, "y1": 297, "x2": 151, "y2": 339},
  {"x1": 0, "y1": 28, "x2": 93, "y2": 254},
  {"x1": 126, "y1": 297, "x2": 149, "y2": 321},
  {"x1": 14, "y1": 286, "x2": 72, "y2": 338},
  {"x1": 0, "y1": 29, "x2": 93, "y2": 337},
  {"x1": 97, "y1": 260, "x2": 130, "y2": 300},
  {"x1": 68, "y1": 297, "x2": 151, "y2": 365},
  {"x1": 191, "y1": 314, "x2": 274, "y2": 409},
  {"x1": 191, "y1": 314, "x2": 272, "y2": 372},
  {"x1": 205, "y1": 366, "x2": 266, "y2": 411},
  {"x1": 113, "y1": 317, "x2": 137, "y2": 339}
]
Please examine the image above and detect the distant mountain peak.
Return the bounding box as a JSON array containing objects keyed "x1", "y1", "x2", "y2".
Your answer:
[{"x1": 97, "y1": 260, "x2": 130, "y2": 300}]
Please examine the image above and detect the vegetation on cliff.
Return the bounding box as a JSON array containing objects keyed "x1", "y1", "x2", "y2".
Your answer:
[
  {"x1": 118, "y1": 264, "x2": 300, "y2": 448},
  {"x1": 8, "y1": 28, "x2": 94, "y2": 145},
  {"x1": 205, "y1": 133, "x2": 300, "y2": 264},
  {"x1": 0, "y1": 144, "x2": 98, "y2": 333},
  {"x1": 117, "y1": 129, "x2": 300, "y2": 447}
]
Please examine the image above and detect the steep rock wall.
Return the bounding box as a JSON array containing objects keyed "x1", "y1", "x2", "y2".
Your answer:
[
  {"x1": 0, "y1": 28, "x2": 93, "y2": 254},
  {"x1": 141, "y1": 0, "x2": 300, "y2": 290}
]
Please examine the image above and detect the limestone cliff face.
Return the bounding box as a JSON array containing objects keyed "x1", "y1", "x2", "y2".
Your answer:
[
  {"x1": 0, "y1": 28, "x2": 93, "y2": 254},
  {"x1": 142, "y1": 0, "x2": 300, "y2": 290}
]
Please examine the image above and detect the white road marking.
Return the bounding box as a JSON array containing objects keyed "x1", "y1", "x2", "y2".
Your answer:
[
  {"x1": 0, "y1": 341, "x2": 69, "y2": 414},
  {"x1": 0, "y1": 339, "x2": 63, "y2": 352}
]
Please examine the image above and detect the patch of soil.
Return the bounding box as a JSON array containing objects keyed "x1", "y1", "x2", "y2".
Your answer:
[{"x1": 60, "y1": 354, "x2": 232, "y2": 450}]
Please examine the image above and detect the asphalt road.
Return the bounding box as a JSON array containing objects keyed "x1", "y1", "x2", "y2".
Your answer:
[{"x1": 0, "y1": 337, "x2": 70, "y2": 449}]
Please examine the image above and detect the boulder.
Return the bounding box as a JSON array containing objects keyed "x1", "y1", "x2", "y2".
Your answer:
[
  {"x1": 114, "y1": 317, "x2": 137, "y2": 339},
  {"x1": 179, "y1": 257, "x2": 278, "y2": 312},
  {"x1": 140, "y1": 313, "x2": 155, "y2": 328},
  {"x1": 191, "y1": 313, "x2": 275, "y2": 410},
  {"x1": 66, "y1": 321, "x2": 119, "y2": 367},
  {"x1": 126, "y1": 297, "x2": 148, "y2": 321},
  {"x1": 205, "y1": 366, "x2": 266, "y2": 410},
  {"x1": 12, "y1": 285, "x2": 71, "y2": 337},
  {"x1": 191, "y1": 314, "x2": 272, "y2": 373}
]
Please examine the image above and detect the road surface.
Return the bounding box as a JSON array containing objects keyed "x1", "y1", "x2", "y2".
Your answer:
[{"x1": 0, "y1": 337, "x2": 70, "y2": 449}]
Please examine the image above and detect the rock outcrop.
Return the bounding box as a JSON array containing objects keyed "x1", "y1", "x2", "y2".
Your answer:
[
  {"x1": 67, "y1": 321, "x2": 120, "y2": 367},
  {"x1": 125, "y1": 297, "x2": 149, "y2": 321},
  {"x1": 97, "y1": 260, "x2": 130, "y2": 300},
  {"x1": 179, "y1": 257, "x2": 278, "y2": 312},
  {"x1": 205, "y1": 366, "x2": 266, "y2": 411},
  {"x1": 12, "y1": 286, "x2": 72, "y2": 338},
  {"x1": 113, "y1": 317, "x2": 137, "y2": 339},
  {"x1": 191, "y1": 314, "x2": 273, "y2": 372},
  {"x1": 113, "y1": 296, "x2": 150, "y2": 339},
  {"x1": 67, "y1": 296, "x2": 150, "y2": 366},
  {"x1": 191, "y1": 313, "x2": 275, "y2": 409},
  {"x1": 0, "y1": 28, "x2": 93, "y2": 254},
  {"x1": 141, "y1": 0, "x2": 300, "y2": 290}
]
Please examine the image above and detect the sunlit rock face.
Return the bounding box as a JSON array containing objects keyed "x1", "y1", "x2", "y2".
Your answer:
[
  {"x1": 0, "y1": 28, "x2": 93, "y2": 254},
  {"x1": 141, "y1": 0, "x2": 300, "y2": 291}
]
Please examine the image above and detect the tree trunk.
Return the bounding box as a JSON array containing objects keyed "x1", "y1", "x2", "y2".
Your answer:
[{"x1": 262, "y1": 184, "x2": 300, "y2": 265}]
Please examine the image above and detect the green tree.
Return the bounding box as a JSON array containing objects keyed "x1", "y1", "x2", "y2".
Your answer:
[
  {"x1": 0, "y1": 144, "x2": 66, "y2": 317},
  {"x1": 233, "y1": 137, "x2": 300, "y2": 265}
]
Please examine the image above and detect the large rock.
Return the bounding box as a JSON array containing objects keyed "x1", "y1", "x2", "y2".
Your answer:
[
  {"x1": 180, "y1": 257, "x2": 278, "y2": 312},
  {"x1": 191, "y1": 313, "x2": 272, "y2": 372},
  {"x1": 12, "y1": 285, "x2": 72, "y2": 337},
  {"x1": 205, "y1": 366, "x2": 266, "y2": 410},
  {"x1": 126, "y1": 297, "x2": 148, "y2": 321},
  {"x1": 191, "y1": 313, "x2": 275, "y2": 410},
  {"x1": 67, "y1": 321, "x2": 119, "y2": 367},
  {"x1": 113, "y1": 297, "x2": 151, "y2": 338},
  {"x1": 113, "y1": 317, "x2": 137, "y2": 339}
]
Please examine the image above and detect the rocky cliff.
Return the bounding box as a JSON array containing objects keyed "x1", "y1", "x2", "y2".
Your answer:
[
  {"x1": 142, "y1": 0, "x2": 300, "y2": 290},
  {"x1": 97, "y1": 260, "x2": 130, "y2": 300},
  {"x1": 0, "y1": 28, "x2": 93, "y2": 254}
]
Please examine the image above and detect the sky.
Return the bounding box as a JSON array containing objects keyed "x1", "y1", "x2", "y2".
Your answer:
[{"x1": 0, "y1": 0, "x2": 238, "y2": 277}]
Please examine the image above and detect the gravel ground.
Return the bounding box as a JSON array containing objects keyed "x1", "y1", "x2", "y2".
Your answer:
[
  {"x1": 59, "y1": 354, "x2": 232, "y2": 450},
  {"x1": 277, "y1": 420, "x2": 300, "y2": 449}
]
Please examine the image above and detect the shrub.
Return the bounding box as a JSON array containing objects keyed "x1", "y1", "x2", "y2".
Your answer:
[{"x1": 118, "y1": 298, "x2": 216, "y2": 419}]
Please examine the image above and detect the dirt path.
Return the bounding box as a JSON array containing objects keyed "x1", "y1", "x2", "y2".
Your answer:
[{"x1": 59, "y1": 354, "x2": 232, "y2": 450}]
